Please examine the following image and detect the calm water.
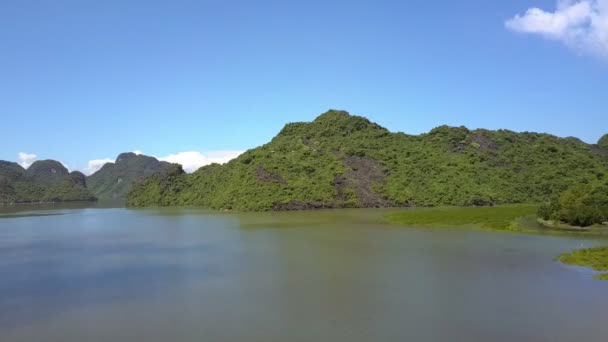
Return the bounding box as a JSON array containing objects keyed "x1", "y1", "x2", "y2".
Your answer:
[{"x1": 0, "y1": 205, "x2": 607, "y2": 341}]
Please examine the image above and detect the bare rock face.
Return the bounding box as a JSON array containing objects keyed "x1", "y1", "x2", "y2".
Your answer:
[
  {"x1": 470, "y1": 132, "x2": 498, "y2": 153},
  {"x1": 335, "y1": 156, "x2": 390, "y2": 208},
  {"x1": 255, "y1": 165, "x2": 286, "y2": 184}
]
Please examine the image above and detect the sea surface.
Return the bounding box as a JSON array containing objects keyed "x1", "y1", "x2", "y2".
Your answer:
[{"x1": 1, "y1": 204, "x2": 607, "y2": 341}]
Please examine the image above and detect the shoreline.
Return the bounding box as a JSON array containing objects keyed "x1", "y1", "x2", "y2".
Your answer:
[{"x1": 0, "y1": 199, "x2": 98, "y2": 206}]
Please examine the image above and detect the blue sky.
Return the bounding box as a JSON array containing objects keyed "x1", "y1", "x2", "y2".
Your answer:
[{"x1": 1, "y1": 0, "x2": 607, "y2": 174}]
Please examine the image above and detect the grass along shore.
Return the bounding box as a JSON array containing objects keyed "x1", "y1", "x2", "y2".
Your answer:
[
  {"x1": 385, "y1": 204, "x2": 608, "y2": 235},
  {"x1": 386, "y1": 204, "x2": 608, "y2": 280},
  {"x1": 385, "y1": 204, "x2": 539, "y2": 231}
]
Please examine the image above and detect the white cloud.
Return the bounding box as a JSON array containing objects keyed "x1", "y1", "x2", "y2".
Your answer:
[
  {"x1": 17, "y1": 152, "x2": 37, "y2": 168},
  {"x1": 158, "y1": 150, "x2": 244, "y2": 173},
  {"x1": 132, "y1": 150, "x2": 143, "y2": 155},
  {"x1": 506, "y1": 0, "x2": 608, "y2": 59},
  {"x1": 83, "y1": 158, "x2": 113, "y2": 176},
  {"x1": 16, "y1": 152, "x2": 72, "y2": 171}
]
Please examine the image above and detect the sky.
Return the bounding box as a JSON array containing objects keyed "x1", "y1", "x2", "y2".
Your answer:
[{"x1": 1, "y1": 0, "x2": 607, "y2": 174}]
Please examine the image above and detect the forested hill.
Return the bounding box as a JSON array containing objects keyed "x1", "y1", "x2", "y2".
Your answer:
[
  {"x1": 86, "y1": 152, "x2": 174, "y2": 200},
  {"x1": 599, "y1": 134, "x2": 608, "y2": 149},
  {"x1": 127, "y1": 110, "x2": 608, "y2": 211},
  {"x1": 0, "y1": 160, "x2": 96, "y2": 203}
]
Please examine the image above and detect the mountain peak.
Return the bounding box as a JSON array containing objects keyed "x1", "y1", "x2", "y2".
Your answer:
[
  {"x1": 313, "y1": 110, "x2": 379, "y2": 127},
  {"x1": 313, "y1": 109, "x2": 353, "y2": 121},
  {"x1": 277, "y1": 110, "x2": 387, "y2": 139},
  {"x1": 116, "y1": 152, "x2": 138, "y2": 163},
  {"x1": 88, "y1": 152, "x2": 173, "y2": 200},
  {"x1": 0, "y1": 161, "x2": 25, "y2": 182},
  {"x1": 26, "y1": 160, "x2": 69, "y2": 183}
]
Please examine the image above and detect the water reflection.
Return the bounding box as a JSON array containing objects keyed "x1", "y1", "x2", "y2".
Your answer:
[{"x1": 0, "y1": 206, "x2": 607, "y2": 341}]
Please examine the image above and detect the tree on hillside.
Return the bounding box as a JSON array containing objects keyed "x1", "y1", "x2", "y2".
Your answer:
[{"x1": 538, "y1": 180, "x2": 608, "y2": 227}]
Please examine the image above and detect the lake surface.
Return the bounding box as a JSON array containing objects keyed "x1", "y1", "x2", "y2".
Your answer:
[{"x1": 1, "y1": 205, "x2": 607, "y2": 341}]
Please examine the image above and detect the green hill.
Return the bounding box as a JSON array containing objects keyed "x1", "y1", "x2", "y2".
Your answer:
[
  {"x1": 0, "y1": 160, "x2": 96, "y2": 203},
  {"x1": 598, "y1": 134, "x2": 608, "y2": 149},
  {"x1": 127, "y1": 110, "x2": 608, "y2": 211},
  {"x1": 86, "y1": 152, "x2": 174, "y2": 200}
]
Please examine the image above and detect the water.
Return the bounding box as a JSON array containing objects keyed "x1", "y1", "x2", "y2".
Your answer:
[{"x1": 0, "y1": 205, "x2": 607, "y2": 341}]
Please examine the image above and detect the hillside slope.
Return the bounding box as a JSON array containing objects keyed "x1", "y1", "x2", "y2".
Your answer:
[
  {"x1": 87, "y1": 152, "x2": 173, "y2": 200},
  {"x1": 127, "y1": 110, "x2": 608, "y2": 211},
  {"x1": 599, "y1": 134, "x2": 608, "y2": 149},
  {"x1": 0, "y1": 160, "x2": 96, "y2": 203}
]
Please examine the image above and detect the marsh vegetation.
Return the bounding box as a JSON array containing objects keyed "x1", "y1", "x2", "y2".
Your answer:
[{"x1": 559, "y1": 247, "x2": 608, "y2": 280}]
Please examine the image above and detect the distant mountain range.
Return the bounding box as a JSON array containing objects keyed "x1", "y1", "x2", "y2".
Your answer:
[
  {"x1": 0, "y1": 160, "x2": 95, "y2": 203},
  {"x1": 0, "y1": 153, "x2": 174, "y2": 204},
  {"x1": 127, "y1": 110, "x2": 608, "y2": 211},
  {"x1": 2, "y1": 110, "x2": 607, "y2": 209}
]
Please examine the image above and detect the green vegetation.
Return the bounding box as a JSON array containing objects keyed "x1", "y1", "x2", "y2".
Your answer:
[
  {"x1": 596, "y1": 273, "x2": 608, "y2": 280},
  {"x1": 538, "y1": 179, "x2": 608, "y2": 227},
  {"x1": 598, "y1": 134, "x2": 608, "y2": 149},
  {"x1": 86, "y1": 152, "x2": 174, "y2": 200},
  {"x1": 128, "y1": 110, "x2": 608, "y2": 211},
  {"x1": 385, "y1": 204, "x2": 538, "y2": 231},
  {"x1": 0, "y1": 160, "x2": 96, "y2": 203},
  {"x1": 558, "y1": 247, "x2": 608, "y2": 280},
  {"x1": 125, "y1": 164, "x2": 188, "y2": 206},
  {"x1": 0, "y1": 152, "x2": 169, "y2": 203}
]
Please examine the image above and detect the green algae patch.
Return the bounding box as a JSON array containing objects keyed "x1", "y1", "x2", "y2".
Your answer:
[{"x1": 559, "y1": 247, "x2": 608, "y2": 280}]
